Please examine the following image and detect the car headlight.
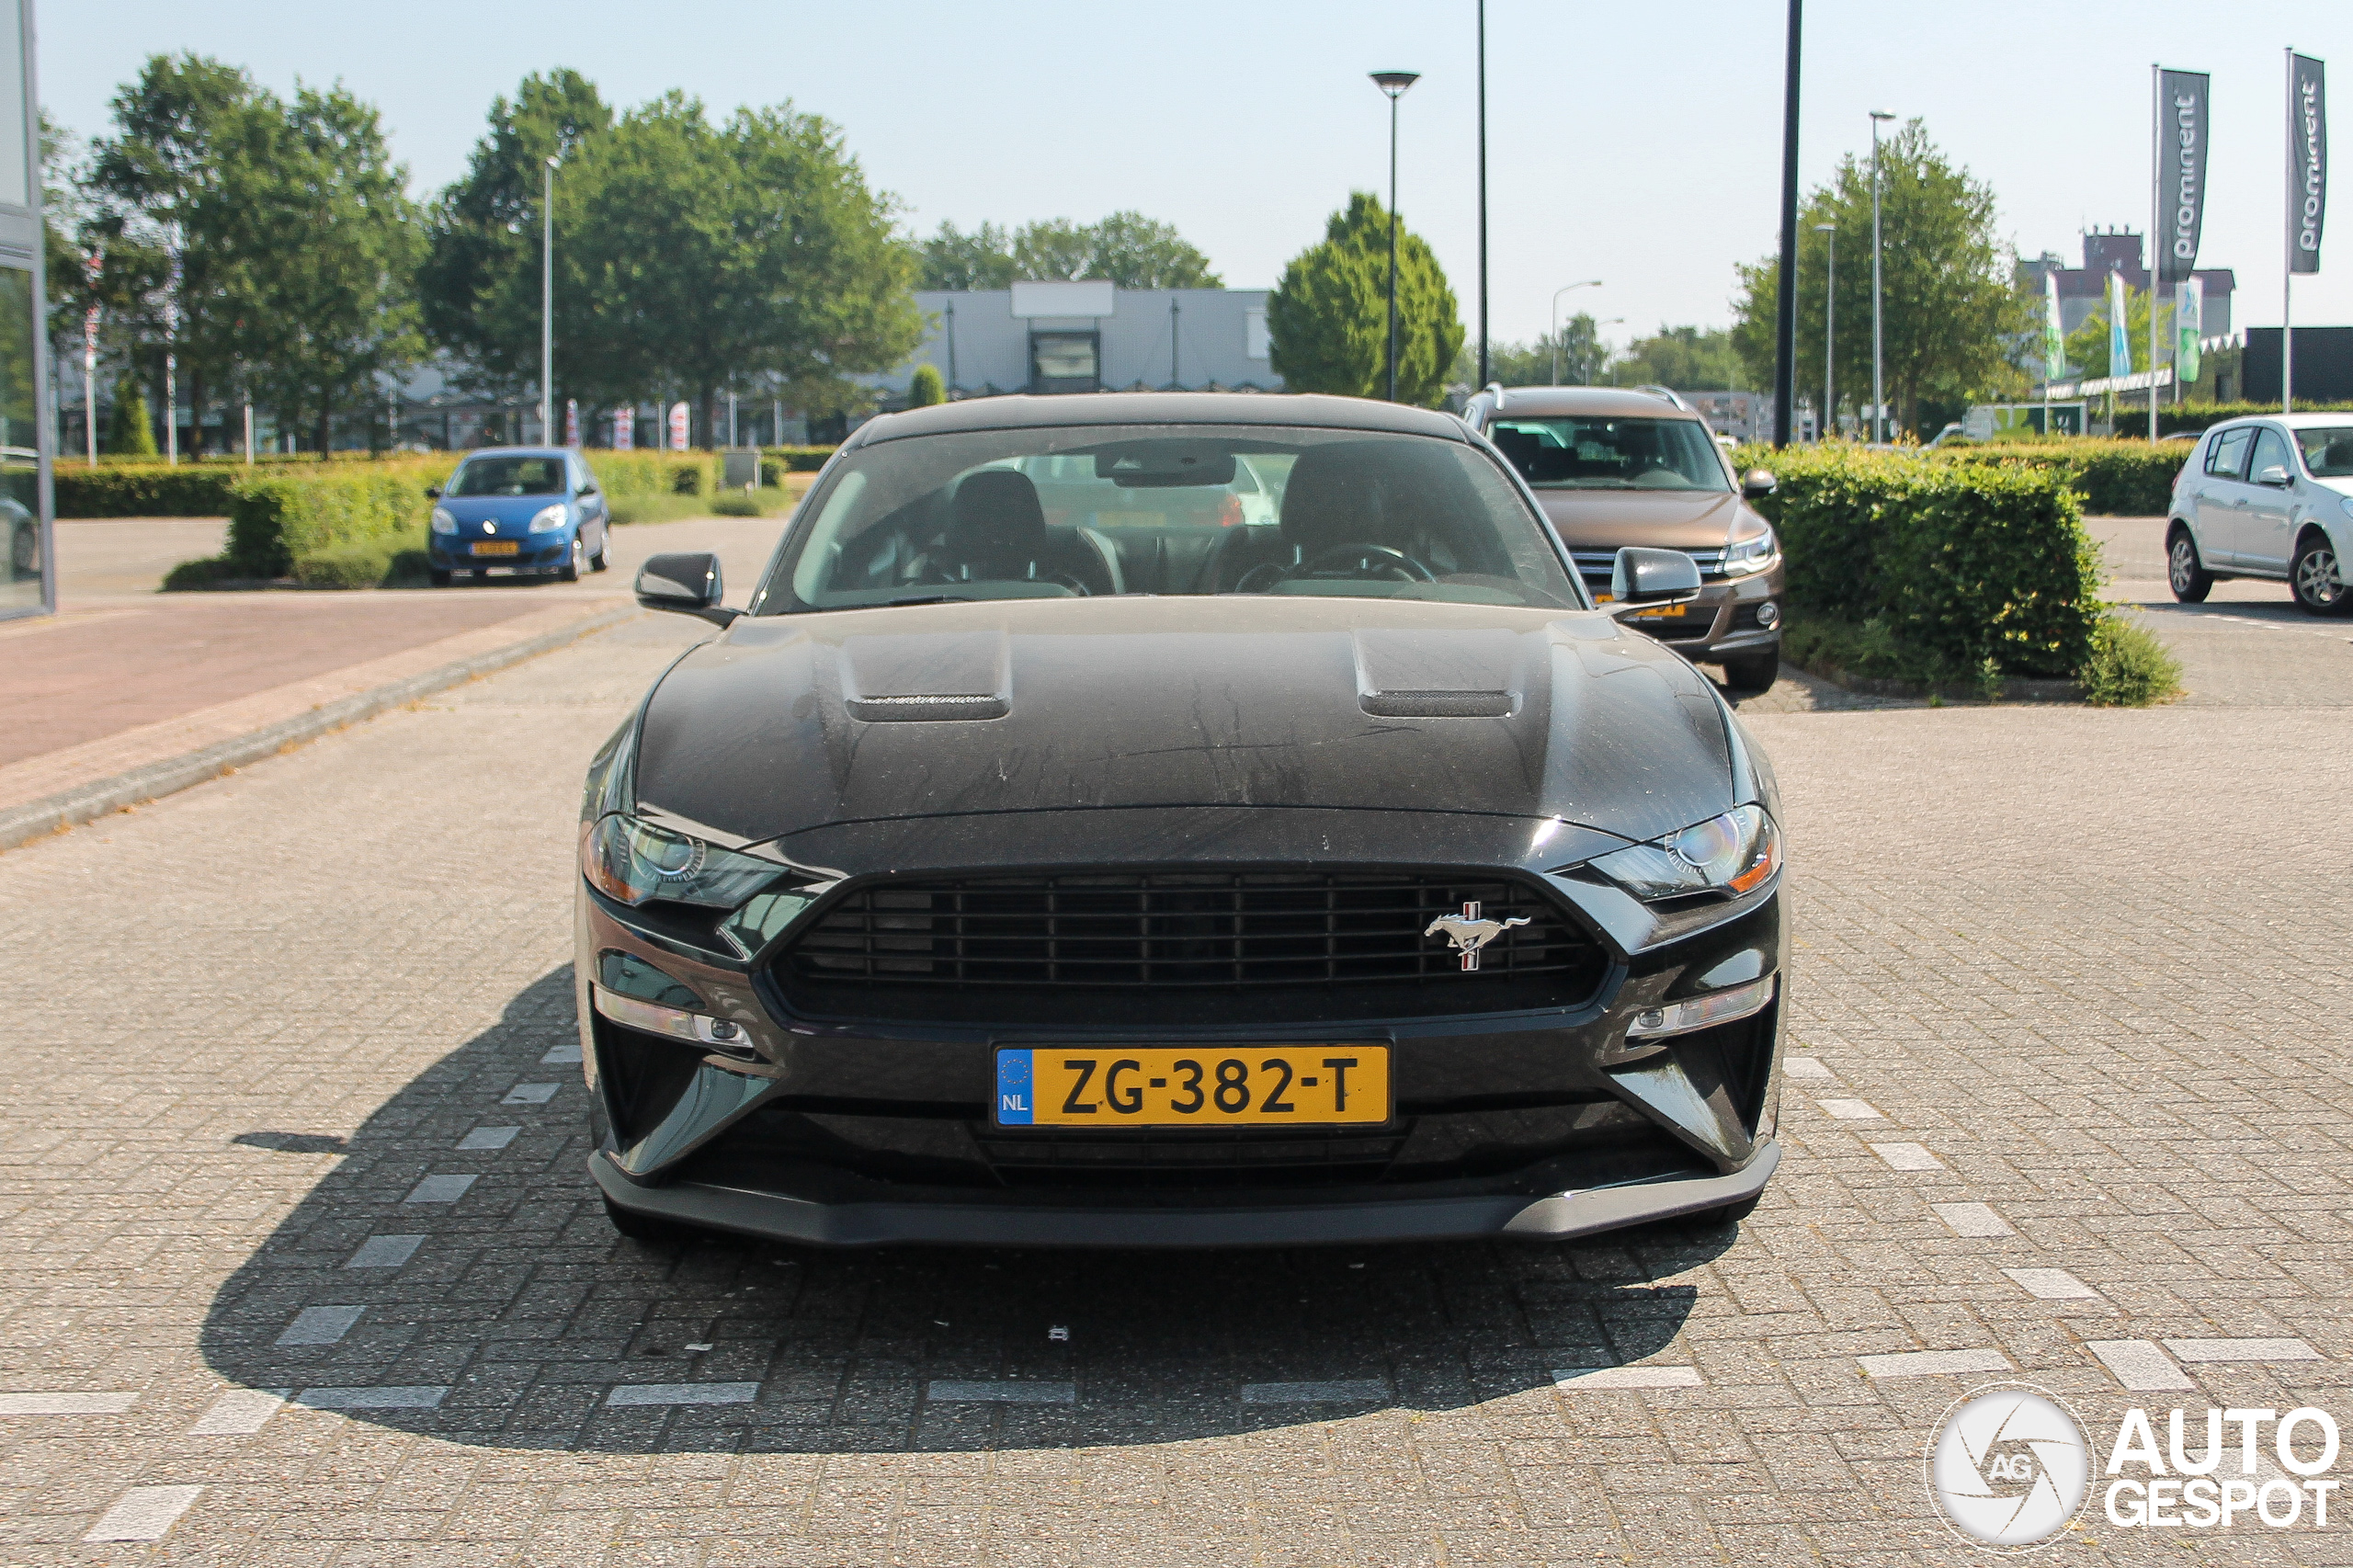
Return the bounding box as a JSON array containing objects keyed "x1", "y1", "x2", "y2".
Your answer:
[
  {"x1": 583, "y1": 814, "x2": 783, "y2": 909},
  {"x1": 430, "y1": 507, "x2": 457, "y2": 535},
  {"x1": 529, "y1": 503, "x2": 569, "y2": 533},
  {"x1": 1588, "y1": 804, "x2": 1780, "y2": 902},
  {"x1": 1721, "y1": 528, "x2": 1777, "y2": 575}
]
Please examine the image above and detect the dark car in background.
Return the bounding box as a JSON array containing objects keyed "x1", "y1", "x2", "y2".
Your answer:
[
  {"x1": 577, "y1": 392, "x2": 1787, "y2": 1249},
  {"x1": 426, "y1": 447, "x2": 611, "y2": 585},
  {"x1": 1460, "y1": 386, "x2": 1786, "y2": 691}
]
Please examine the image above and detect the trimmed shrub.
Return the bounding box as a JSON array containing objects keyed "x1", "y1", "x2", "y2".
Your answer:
[
  {"x1": 107, "y1": 378, "x2": 159, "y2": 457},
  {"x1": 761, "y1": 444, "x2": 837, "y2": 474},
  {"x1": 56, "y1": 464, "x2": 243, "y2": 518},
  {"x1": 583, "y1": 449, "x2": 717, "y2": 499},
  {"x1": 905, "y1": 364, "x2": 946, "y2": 408},
  {"x1": 226, "y1": 466, "x2": 438, "y2": 578},
  {"x1": 2079, "y1": 615, "x2": 2183, "y2": 707},
  {"x1": 290, "y1": 528, "x2": 432, "y2": 588},
  {"x1": 1745, "y1": 438, "x2": 2193, "y2": 518}
]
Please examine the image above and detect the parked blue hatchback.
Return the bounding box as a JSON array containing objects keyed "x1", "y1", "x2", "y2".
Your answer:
[{"x1": 426, "y1": 448, "x2": 611, "y2": 585}]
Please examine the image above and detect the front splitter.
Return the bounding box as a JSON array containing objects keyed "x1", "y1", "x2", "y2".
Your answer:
[{"x1": 588, "y1": 1141, "x2": 1779, "y2": 1249}]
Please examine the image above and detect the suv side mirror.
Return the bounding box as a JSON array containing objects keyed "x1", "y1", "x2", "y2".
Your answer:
[
  {"x1": 1741, "y1": 468, "x2": 1777, "y2": 499},
  {"x1": 1608, "y1": 546, "x2": 1703, "y2": 611},
  {"x1": 636, "y1": 551, "x2": 738, "y2": 627},
  {"x1": 2255, "y1": 463, "x2": 2293, "y2": 487}
]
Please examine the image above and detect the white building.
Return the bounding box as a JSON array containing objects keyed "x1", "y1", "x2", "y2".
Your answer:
[{"x1": 872, "y1": 281, "x2": 1282, "y2": 402}]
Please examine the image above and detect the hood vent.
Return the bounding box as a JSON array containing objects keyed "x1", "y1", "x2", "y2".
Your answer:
[
  {"x1": 839, "y1": 631, "x2": 1010, "y2": 722},
  {"x1": 1360, "y1": 689, "x2": 1515, "y2": 719},
  {"x1": 844, "y1": 693, "x2": 1008, "y2": 722}
]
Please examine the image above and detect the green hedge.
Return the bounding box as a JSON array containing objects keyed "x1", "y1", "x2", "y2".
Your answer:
[
  {"x1": 226, "y1": 465, "x2": 444, "y2": 578},
  {"x1": 2157, "y1": 401, "x2": 2353, "y2": 437},
  {"x1": 761, "y1": 444, "x2": 837, "y2": 476},
  {"x1": 1749, "y1": 438, "x2": 2192, "y2": 517},
  {"x1": 584, "y1": 450, "x2": 718, "y2": 498},
  {"x1": 55, "y1": 465, "x2": 244, "y2": 518},
  {"x1": 1743, "y1": 446, "x2": 2104, "y2": 678}
]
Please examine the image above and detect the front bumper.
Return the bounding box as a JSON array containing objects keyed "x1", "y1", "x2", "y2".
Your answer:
[
  {"x1": 430, "y1": 533, "x2": 572, "y2": 572},
  {"x1": 1616, "y1": 562, "x2": 1784, "y2": 664},
  {"x1": 591, "y1": 1139, "x2": 1779, "y2": 1247}
]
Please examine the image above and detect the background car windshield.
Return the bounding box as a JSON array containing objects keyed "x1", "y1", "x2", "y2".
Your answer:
[
  {"x1": 448, "y1": 456, "x2": 566, "y2": 496},
  {"x1": 2296, "y1": 426, "x2": 2353, "y2": 478},
  {"x1": 1486, "y1": 416, "x2": 1730, "y2": 492},
  {"x1": 760, "y1": 425, "x2": 1583, "y2": 613}
]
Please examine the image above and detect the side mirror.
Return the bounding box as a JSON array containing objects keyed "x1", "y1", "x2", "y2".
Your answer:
[
  {"x1": 636, "y1": 551, "x2": 738, "y2": 627},
  {"x1": 1741, "y1": 468, "x2": 1777, "y2": 499},
  {"x1": 577, "y1": 482, "x2": 598, "y2": 497},
  {"x1": 2256, "y1": 463, "x2": 2293, "y2": 487},
  {"x1": 425, "y1": 485, "x2": 442, "y2": 499},
  {"x1": 1608, "y1": 546, "x2": 1703, "y2": 612}
]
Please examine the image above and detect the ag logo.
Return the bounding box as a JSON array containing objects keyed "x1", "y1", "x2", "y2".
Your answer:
[{"x1": 1927, "y1": 1386, "x2": 2090, "y2": 1549}]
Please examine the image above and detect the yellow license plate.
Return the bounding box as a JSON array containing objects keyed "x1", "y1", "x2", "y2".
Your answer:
[
  {"x1": 995, "y1": 1046, "x2": 1390, "y2": 1127},
  {"x1": 471, "y1": 540, "x2": 521, "y2": 556},
  {"x1": 1631, "y1": 603, "x2": 1688, "y2": 619}
]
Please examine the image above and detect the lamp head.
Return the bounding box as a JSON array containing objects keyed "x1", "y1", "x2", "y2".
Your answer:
[
  {"x1": 1370, "y1": 71, "x2": 1421, "y2": 97},
  {"x1": 1814, "y1": 222, "x2": 1836, "y2": 233},
  {"x1": 1869, "y1": 109, "x2": 1895, "y2": 121}
]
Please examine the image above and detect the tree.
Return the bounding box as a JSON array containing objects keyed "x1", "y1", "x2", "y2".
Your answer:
[
  {"x1": 2062, "y1": 282, "x2": 2168, "y2": 381},
  {"x1": 916, "y1": 221, "x2": 1014, "y2": 290},
  {"x1": 905, "y1": 362, "x2": 945, "y2": 407},
  {"x1": 1729, "y1": 120, "x2": 2027, "y2": 437},
  {"x1": 106, "y1": 372, "x2": 157, "y2": 454},
  {"x1": 554, "y1": 94, "x2": 922, "y2": 435},
  {"x1": 916, "y1": 211, "x2": 1221, "y2": 290},
  {"x1": 1267, "y1": 192, "x2": 1462, "y2": 407},
  {"x1": 1614, "y1": 324, "x2": 1745, "y2": 392},
  {"x1": 418, "y1": 70, "x2": 611, "y2": 402}
]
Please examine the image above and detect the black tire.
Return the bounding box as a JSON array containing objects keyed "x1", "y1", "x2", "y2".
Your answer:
[
  {"x1": 2290, "y1": 532, "x2": 2350, "y2": 617},
  {"x1": 589, "y1": 527, "x2": 609, "y2": 573},
  {"x1": 1720, "y1": 649, "x2": 1779, "y2": 694},
  {"x1": 559, "y1": 535, "x2": 584, "y2": 584},
  {"x1": 428, "y1": 569, "x2": 452, "y2": 587},
  {"x1": 603, "y1": 1195, "x2": 682, "y2": 1244},
  {"x1": 2167, "y1": 525, "x2": 2213, "y2": 603}
]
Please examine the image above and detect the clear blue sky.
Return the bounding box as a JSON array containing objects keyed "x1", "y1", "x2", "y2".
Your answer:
[{"x1": 37, "y1": 0, "x2": 2353, "y2": 360}]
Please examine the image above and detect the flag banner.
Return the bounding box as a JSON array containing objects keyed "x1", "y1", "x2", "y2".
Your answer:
[
  {"x1": 2043, "y1": 272, "x2": 2066, "y2": 381},
  {"x1": 2109, "y1": 271, "x2": 2131, "y2": 373},
  {"x1": 2291, "y1": 53, "x2": 2327, "y2": 274},
  {"x1": 614, "y1": 405, "x2": 634, "y2": 450},
  {"x1": 2158, "y1": 69, "x2": 2211, "y2": 282},
  {"x1": 2177, "y1": 278, "x2": 2204, "y2": 381},
  {"x1": 668, "y1": 402, "x2": 690, "y2": 452},
  {"x1": 564, "y1": 399, "x2": 579, "y2": 449}
]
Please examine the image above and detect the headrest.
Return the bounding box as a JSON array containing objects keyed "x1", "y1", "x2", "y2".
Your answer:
[
  {"x1": 946, "y1": 470, "x2": 1048, "y2": 569},
  {"x1": 1279, "y1": 445, "x2": 1392, "y2": 558},
  {"x1": 2325, "y1": 438, "x2": 2353, "y2": 472},
  {"x1": 1489, "y1": 427, "x2": 1541, "y2": 477}
]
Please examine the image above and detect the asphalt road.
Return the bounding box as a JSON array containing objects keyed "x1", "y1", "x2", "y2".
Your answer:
[{"x1": 0, "y1": 550, "x2": 2347, "y2": 1563}]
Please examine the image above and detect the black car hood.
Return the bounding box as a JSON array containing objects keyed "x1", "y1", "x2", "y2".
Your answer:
[{"x1": 632, "y1": 596, "x2": 1737, "y2": 851}]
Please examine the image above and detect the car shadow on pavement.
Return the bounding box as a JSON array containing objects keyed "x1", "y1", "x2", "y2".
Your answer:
[{"x1": 199, "y1": 967, "x2": 1733, "y2": 1454}]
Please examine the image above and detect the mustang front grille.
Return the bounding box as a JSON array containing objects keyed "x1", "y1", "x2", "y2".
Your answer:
[{"x1": 776, "y1": 869, "x2": 1607, "y2": 1027}]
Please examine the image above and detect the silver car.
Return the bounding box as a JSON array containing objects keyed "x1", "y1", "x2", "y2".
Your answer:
[{"x1": 2166, "y1": 415, "x2": 2353, "y2": 614}]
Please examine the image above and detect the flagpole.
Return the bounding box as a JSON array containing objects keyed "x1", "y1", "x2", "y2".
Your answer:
[
  {"x1": 2284, "y1": 46, "x2": 2295, "y2": 414},
  {"x1": 2149, "y1": 63, "x2": 2161, "y2": 441}
]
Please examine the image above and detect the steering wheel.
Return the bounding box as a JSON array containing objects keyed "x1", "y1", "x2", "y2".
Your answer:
[{"x1": 1291, "y1": 542, "x2": 1438, "y2": 583}]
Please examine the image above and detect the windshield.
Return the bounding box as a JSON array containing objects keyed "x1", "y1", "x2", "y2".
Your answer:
[
  {"x1": 1485, "y1": 415, "x2": 1731, "y2": 492},
  {"x1": 447, "y1": 455, "x2": 567, "y2": 496},
  {"x1": 2296, "y1": 426, "x2": 2353, "y2": 478},
  {"x1": 756, "y1": 424, "x2": 1585, "y2": 613}
]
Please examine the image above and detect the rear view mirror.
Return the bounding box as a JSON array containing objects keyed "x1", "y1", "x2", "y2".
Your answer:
[
  {"x1": 1741, "y1": 469, "x2": 1777, "y2": 499},
  {"x1": 1094, "y1": 443, "x2": 1238, "y2": 488},
  {"x1": 636, "y1": 551, "x2": 738, "y2": 627},
  {"x1": 1608, "y1": 547, "x2": 1703, "y2": 611}
]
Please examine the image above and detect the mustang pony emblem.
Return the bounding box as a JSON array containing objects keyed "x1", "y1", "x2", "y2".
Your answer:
[{"x1": 1424, "y1": 902, "x2": 1529, "y2": 971}]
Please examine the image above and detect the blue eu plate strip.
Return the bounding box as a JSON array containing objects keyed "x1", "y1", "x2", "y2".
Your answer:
[{"x1": 995, "y1": 1050, "x2": 1035, "y2": 1125}]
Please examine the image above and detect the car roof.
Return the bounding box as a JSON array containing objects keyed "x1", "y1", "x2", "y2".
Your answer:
[
  {"x1": 457, "y1": 447, "x2": 574, "y2": 461},
  {"x1": 1479, "y1": 387, "x2": 1710, "y2": 420},
  {"x1": 854, "y1": 392, "x2": 1469, "y2": 446}
]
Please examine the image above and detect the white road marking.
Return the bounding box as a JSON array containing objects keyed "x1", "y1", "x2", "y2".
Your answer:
[
  {"x1": 1240, "y1": 1380, "x2": 1391, "y2": 1403},
  {"x1": 1859, "y1": 1348, "x2": 2013, "y2": 1380},
  {"x1": 502, "y1": 1083, "x2": 561, "y2": 1105},
  {"x1": 294, "y1": 1385, "x2": 449, "y2": 1409},
  {"x1": 2004, "y1": 1268, "x2": 2101, "y2": 1301},
  {"x1": 926, "y1": 1381, "x2": 1077, "y2": 1403},
  {"x1": 1817, "y1": 1098, "x2": 1883, "y2": 1120},
  {"x1": 2164, "y1": 1337, "x2": 2321, "y2": 1363},
  {"x1": 0, "y1": 1392, "x2": 138, "y2": 1415},
  {"x1": 606, "y1": 1382, "x2": 760, "y2": 1407},
  {"x1": 541, "y1": 1043, "x2": 584, "y2": 1064},
  {"x1": 188, "y1": 1389, "x2": 289, "y2": 1435},
  {"x1": 1931, "y1": 1201, "x2": 2014, "y2": 1237},
  {"x1": 1552, "y1": 1366, "x2": 1704, "y2": 1390},
  {"x1": 84, "y1": 1485, "x2": 202, "y2": 1542},
  {"x1": 457, "y1": 1126, "x2": 519, "y2": 1151},
  {"x1": 404, "y1": 1175, "x2": 477, "y2": 1204},
  {"x1": 2087, "y1": 1340, "x2": 2194, "y2": 1391},
  {"x1": 1871, "y1": 1142, "x2": 1945, "y2": 1171},
  {"x1": 345, "y1": 1236, "x2": 423, "y2": 1269},
  {"x1": 1782, "y1": 1056, "x2": 1835, "y2": 1081},
  {"x1": 277, "y1": 1306, "x2": 365, "y2": 1346}
]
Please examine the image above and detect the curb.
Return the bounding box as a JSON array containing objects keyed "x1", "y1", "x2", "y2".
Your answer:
[
  {"x1": 0, "y1": 602, "x2": 640, "y2": 854},
  {"x1": 1793, "y1": 655, "x2": 2082, "y2": 705}
]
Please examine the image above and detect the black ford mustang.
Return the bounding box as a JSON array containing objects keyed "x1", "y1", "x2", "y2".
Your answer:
[{"x1": 577, "y1": 393, "x2": 1786, "y2": 1247}]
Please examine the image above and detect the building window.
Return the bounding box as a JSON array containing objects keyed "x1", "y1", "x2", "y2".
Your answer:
[
  {"x1": 1029, "y1": 332, "x2": 1100, "y2": 393},
  {"x1": 0, "y1": 264, "x2": 38, "y2": 616}
]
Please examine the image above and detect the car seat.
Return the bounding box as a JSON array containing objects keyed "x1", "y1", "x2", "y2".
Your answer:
[{"x1": 939, "y1": 471, "x2": 1121, "y2": 593}]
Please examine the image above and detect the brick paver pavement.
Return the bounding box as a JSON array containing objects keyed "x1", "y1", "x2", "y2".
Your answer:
[{"x1": 0, "y1": 608, "x2": 2347, "y2": 1564}]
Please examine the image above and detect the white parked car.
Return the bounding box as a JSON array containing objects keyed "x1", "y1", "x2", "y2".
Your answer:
[{"x1": 2166, "y1": 414, "x2": 2353, "y2": 614}]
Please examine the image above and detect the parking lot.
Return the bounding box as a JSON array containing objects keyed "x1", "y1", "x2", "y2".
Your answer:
[{"x1": 0, "y1": 529, "x2": 2348, "y2": 1565}]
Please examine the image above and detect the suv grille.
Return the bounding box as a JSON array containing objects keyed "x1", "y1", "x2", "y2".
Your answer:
[{"x1": 777, "y1": 869, "x2": 1607, "y2": 1028}]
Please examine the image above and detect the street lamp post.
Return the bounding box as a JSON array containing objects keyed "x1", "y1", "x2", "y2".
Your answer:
[
  {"x1": 1869, "y1": 110, "x2": 1893, "y2": 443},
  {"x1": 540, "y1": 155, "x2": 557, "y2": 443},
  {"x1": 1550, "y1": 281, "x2": 1602, "y2": 385},
  {"x1": 1370, "y1": 71, "x2": 1420, "y2": 403},
  {"x1": 1475, "y1": 0, "x2": 1489, "y2": 389},
  {"x1": 1814, "y1": 223, "x2": 1836, "y2": 440}
]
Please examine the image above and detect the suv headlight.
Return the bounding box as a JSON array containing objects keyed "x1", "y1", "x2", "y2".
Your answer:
[
  {"x1": 1721, "y1": 528, "x2": 1777, "y2": 575},
  {"x1": 430, "y1": 507, "x2": 457, "y2": 535},
  {"x1": 529, "y1": 503, "x2": 569, "y2": 533},
  {"x1": 1588, "y1": 804, "x2": 1780, "y2": 901},
  {"x1": 584, "y1": 814, "x2": 781, "y2": 909}
]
